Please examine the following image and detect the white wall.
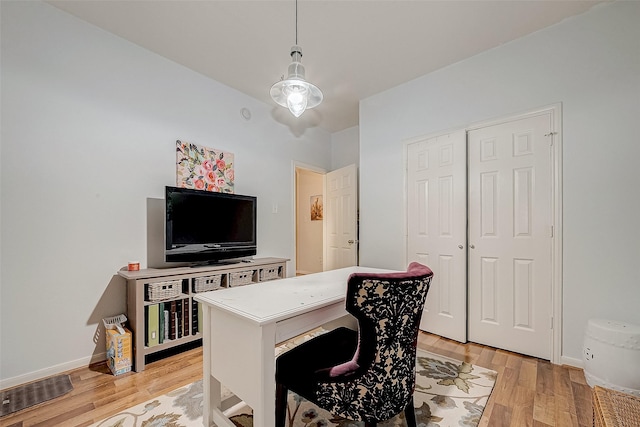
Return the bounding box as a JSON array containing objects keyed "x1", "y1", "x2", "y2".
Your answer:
[
  {"x1": 0, "y1": 1, "x2": 331, "y2": 385},
  {"x1": 359, "y1": 1, "x2": 640, "y2": 361},
  {"x1": 331, "y1": 126, "x2": 360, "y2": 170}
]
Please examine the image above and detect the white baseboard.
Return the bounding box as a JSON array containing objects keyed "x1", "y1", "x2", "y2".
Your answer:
[
  {"x1": 560, "y1": 354, "x2": 583, "y2": 369},
  {"x1": 0, "y1": 352, "x2": 107, "y2": 390}
]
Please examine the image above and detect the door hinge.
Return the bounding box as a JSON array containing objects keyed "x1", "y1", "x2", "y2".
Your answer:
[
  {"x1": 550, "y1": 316, "x2": 554, "y2": 330},
  {"x1": 546, "y1": 132, "x2": 556, "y2": 146},
  {"x1": 550, "y1": 225, "x2": 554, "y2": 238}
]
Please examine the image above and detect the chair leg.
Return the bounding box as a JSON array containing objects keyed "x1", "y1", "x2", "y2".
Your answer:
[
  {"x1": 275, "y1": 383, "x2": 288, "y2": 427},
  {"x1": 404, "y1": 396, "x2": 417, "y2": 427}
]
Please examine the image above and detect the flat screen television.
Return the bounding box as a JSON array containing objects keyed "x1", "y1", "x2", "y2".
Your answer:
[{"x1": 165, "y1": 186, "x2": 257, "y2": 264}]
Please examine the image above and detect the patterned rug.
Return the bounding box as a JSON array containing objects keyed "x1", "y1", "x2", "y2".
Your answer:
[{"x1": 90, "y1": 347, "x2": 496, "y2": 427}]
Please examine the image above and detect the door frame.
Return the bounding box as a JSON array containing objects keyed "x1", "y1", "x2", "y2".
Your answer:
[
  {"x1": 404, "y1": 104, "x2": 563, "y2": 364},
  {"x1": 291, "y1": 161, "x2": 327, "y2": 276}
]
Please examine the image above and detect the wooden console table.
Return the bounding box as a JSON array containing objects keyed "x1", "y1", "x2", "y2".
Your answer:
[{"x1": 117, "y1": 257, "x2": 288, "y2": 371}]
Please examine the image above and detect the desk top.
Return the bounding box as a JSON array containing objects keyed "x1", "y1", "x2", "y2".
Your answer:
[{"x1": 194, "y1": 266, "x2": 396, "y2": 325}]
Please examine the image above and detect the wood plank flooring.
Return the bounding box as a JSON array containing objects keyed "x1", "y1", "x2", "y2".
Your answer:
[
  {"x1": 1, "y1": 332, "x2": 593, "y2": 427},
  {"x1": 418, "y1": 333, "x2": 593, "y2": 427}
]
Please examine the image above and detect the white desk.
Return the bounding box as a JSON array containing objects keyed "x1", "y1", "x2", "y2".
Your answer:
[{"x1": 194, "y1": 266, "x2": 395, "y2": 427}]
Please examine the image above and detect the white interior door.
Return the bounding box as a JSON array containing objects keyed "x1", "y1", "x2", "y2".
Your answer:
[
  {"x1": 467, "y1": 113, "x2": 553, "y2": 359},
  {"x1": 324, "y1": 164, "x2": 358, "y2": 270},
  {"x1": 407, "y1": 131, "x2": 467, "y2": 342}
]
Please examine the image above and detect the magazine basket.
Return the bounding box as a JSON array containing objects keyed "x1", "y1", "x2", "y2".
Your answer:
[{"x1": 593, "y1": 386, "x2": 640, "y2": 427}]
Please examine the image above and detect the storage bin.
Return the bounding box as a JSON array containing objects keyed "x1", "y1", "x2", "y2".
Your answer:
[
  {"x1": 146, "y1": 279, "x2": 181, "y2": 302},
  {"x1": 583, "y1": 319, "x2": 640, "y2": 396},
  {"x1": 593, "y1": 386, "x2": 640, "y2": 427},
  {"x1": 230, "y1": 270, "x2": 254, "y2": 286},
  {"x1": 259, "y1": 267, "x2": 280, "y2": 281},
  {"x1": 193, "y1": 274, "x2": 223, "y2": 292}
]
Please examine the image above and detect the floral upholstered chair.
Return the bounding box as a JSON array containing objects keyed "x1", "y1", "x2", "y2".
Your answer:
[{"x1": 275, "y1": 262, "x2": 434, "y2": 427}]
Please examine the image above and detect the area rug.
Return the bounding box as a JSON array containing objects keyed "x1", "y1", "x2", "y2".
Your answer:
[
  {"x1": 1, "y1": 374, "x2": 73, "y2": 417},
  {"x1": 90, "y1": 349, "x2": 496, "y2": 427}
]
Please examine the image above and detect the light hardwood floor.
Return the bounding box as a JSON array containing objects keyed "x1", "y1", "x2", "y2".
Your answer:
[{"x1": 1, "y1": 332, "x2": 593, "y2": 427}]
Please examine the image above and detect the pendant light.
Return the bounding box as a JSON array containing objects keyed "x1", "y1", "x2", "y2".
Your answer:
[{"x1": 270, "y1": 0, "x2": 322, "y2": 117}]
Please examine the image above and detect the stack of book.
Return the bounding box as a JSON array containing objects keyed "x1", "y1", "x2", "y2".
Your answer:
[{"x1": 144, "y1": 298, "x2": 196, "y2": 347}]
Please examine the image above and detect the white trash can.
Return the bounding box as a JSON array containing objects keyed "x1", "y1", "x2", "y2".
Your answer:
[{"x1": 583, "y1": 318, "x2": 640, "y2": 396}]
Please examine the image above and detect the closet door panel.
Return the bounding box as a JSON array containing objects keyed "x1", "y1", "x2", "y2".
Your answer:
[
  {"x1": 468, "y1": 113, "x2": 553, "y2": 359},
  {"x1": 407, "y1": 131, "x2": 467, "y2": 343}
]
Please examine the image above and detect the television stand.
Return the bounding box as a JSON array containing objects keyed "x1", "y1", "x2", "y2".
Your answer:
[
  {"x1": 188, "y1": 259, "x2": 242, "y2": 268},
  {"x1": 117, "y1": 257, "x2": 288, "y2": 372}
]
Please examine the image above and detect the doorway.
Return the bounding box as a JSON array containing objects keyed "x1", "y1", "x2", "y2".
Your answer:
[
  {"x1": 293, "y1": 163, "x2": 360, "y2": 275},
  {"x1": 294, "y1": 166, "x2": 325, "y2": 276}
]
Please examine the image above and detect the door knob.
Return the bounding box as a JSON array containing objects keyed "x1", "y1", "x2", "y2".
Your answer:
[
  {"x1": 458, "y1": 245, "x2": 464, "y2": 249},
  {"x1": 348, "y1": 240, "x2": 354, "y2": 244},
  {"x1": 469, "y1": 244, "x2": 475, "y2": 249}
]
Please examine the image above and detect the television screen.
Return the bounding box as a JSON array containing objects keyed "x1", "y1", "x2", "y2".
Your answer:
[{"x1": 165, "y1": 186, "x2": 257, "y2": 263}]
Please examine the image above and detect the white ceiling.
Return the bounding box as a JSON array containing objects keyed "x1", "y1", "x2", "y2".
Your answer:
[{"x1": 46, "y1": 0, "x2": 605, "y2": 133}]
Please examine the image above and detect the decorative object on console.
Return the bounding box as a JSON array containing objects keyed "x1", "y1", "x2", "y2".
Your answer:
[{"x1": 176, "y1": 140, "x2": 234, "y2": 193}]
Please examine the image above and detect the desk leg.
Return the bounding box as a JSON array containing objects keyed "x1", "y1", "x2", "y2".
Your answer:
[
  {"x1": 254, "y1": 323, "x2": 277, "y2": 427},
  {"x1": 202, "y1": 305, "x2": 213, "y2": 426},
  {"x1": 202, "y1": 305, "x2": 230, "y2": 427},
  {"x1": 206, "y1": 309, "x2": 278, "y2": 427}
]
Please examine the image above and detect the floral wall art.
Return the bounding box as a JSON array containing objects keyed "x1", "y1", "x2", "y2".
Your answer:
[{"x1": 176, "y1": 140, "x2": 234, "y2": 193}]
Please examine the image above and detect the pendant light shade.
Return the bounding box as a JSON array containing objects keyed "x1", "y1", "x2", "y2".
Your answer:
[
  {"x1": 270, "y1": 0, "x2": 322, "y2": 118},
  {"x1": 270, "y1": 46, "x2": 323, "y2": 117}
]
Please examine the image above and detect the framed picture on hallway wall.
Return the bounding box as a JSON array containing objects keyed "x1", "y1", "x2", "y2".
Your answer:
[
  {"x1": 176, "y1": 140, "x2": 234, "y2": 193},
  {"x1": 310, "y1": 195, "x2": 323, "y2": 221}
]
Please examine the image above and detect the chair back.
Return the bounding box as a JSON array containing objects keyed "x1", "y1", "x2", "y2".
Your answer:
[{"x1": 317, "y1": 262, "x2": 433, "y2": 422}]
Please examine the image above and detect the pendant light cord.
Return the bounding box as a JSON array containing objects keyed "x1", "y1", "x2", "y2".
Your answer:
[{"x1": 295, "y1": 0, "x2": 298, "y2": 45}]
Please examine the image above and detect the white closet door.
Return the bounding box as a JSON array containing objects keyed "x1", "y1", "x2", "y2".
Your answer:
[
  {"x1": 407, "y1": 131, "x2": 467, "y2": 342},
  {"x1": 467, "y1": 113, "x2": 553, "y2": 359}
]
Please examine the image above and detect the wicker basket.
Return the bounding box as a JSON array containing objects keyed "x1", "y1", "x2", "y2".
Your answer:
[
  {"x1": 230, "y1": 270, "x2": 254, "y2": 287},
  {"x1": 146, "y1": 279, "x2": 181, "y2": 302},
  {"x1": 259, "y1": 267, "x2": 280, "y2": 281},
  {"x1": 193, "y1": 274, "x2": 223, "y2": 293},
  {"x1": 593, "y1": 386, "x2": 640, "y2": 427}
]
